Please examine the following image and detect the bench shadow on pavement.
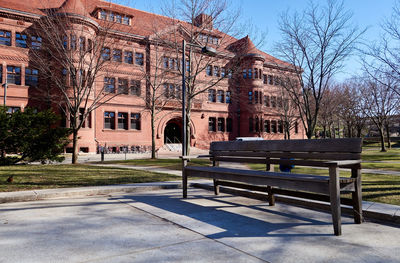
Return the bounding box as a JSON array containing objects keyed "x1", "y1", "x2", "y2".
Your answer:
[{"x1": 114, "y1": 189, "x2": 345, "y2": 238}]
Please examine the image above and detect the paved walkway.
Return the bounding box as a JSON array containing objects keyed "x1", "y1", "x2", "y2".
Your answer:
[{"x1": 1, "y1": 188, "x2": 399, "y2": 263}]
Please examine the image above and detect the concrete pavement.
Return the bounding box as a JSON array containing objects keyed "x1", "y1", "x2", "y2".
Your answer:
[{"x1": 1, "y1": 188, "x2": 400, "y2": 263}]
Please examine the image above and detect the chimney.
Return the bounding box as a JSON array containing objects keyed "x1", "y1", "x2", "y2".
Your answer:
[{"x1": 194, "y1": 13, "x2": 213, "y2": 29}]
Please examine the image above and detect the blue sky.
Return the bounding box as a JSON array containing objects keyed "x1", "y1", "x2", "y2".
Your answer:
[{"x1": 115, "y1": 0, "x2": 397, "y2": 82}]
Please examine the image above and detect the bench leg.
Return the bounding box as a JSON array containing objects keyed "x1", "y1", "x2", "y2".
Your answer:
[
  {"x1": 213, "y1": 179, "x2": 220, "y2": 195},
  {"x1": 182, "y1": 160, "x2": 188, "y2": 198},
  {"x1": 352, "y1": 168, "x2": 363, "y2": 224},
  {"x1": 267, "y1": 186, "x2": 275, "y2": 206},
  {"x1": 329, "y1": 166, "x2": 341, "y2": 236}
]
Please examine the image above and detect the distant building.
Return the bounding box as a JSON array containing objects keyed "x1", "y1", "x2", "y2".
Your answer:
[{"x1": 0, "y1": 0, "x2": 305, "y2": 153}]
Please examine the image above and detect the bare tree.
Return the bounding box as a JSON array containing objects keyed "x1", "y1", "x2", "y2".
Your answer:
[
  {"x1": 318, "y1": 86, "x2": 340, "y2": 138},
  {"x1": 27, "y1": 3, "x2": 126, "y2": 163},
  {"x1": 363, "y1": 0, "x2": 400, "y2": 96},
  {"x1": 359, "y1": 74, "x2": 399, "y2": 152},
  {"x1": 277, "y1": 80, "x2": 300, "y2": 140},
  {"x1": 275, "y1": 0, "x2": 365, "y2": 139},
  {"x1": 336, "y1": 81, "x2": 366, "y2": 138},
  {"x1": 158, "y1": 0, "x2": 244, "y2": 154}
]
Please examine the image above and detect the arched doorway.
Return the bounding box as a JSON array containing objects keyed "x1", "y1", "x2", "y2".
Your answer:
[{"x1": 164, "y1": 119, "x2": 182, "y2": 144}]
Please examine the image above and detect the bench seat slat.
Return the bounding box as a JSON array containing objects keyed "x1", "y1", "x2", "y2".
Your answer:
[{"x1": 184, "y1": 166, "x2": 356, "y2": 183}]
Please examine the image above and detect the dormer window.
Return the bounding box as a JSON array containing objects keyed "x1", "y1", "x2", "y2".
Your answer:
[
  {"x1": 98, "y1": 9, "x2": 131, "y2": 25},
  {"x1": 197, "y1": 33, "x2": 219, "y2": 45}
]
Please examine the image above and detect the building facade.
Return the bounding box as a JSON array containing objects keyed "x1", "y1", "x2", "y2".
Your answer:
[{"x1": 0, "y1": 0, "x2": 305, "y2": 153}]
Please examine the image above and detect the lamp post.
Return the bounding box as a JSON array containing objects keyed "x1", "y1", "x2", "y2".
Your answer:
[
  {"x1": 2, "y1": 82, "x2": 7, "y2": 106},
  {"x1": 181, "y1": 40, "x2": 216, "y2": 157}
]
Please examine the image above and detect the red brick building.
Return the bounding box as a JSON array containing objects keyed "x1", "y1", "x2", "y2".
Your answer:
[{"x1": 0, "y1": 0, "x2": 305, "y2": 153}]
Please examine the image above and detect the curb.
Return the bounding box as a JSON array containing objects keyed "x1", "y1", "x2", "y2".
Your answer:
[
  {"x1": 0, "y1": 182, "x2": 182, "y2": 203},
  {"x1": 191, "y1": 183, "x2": 400, "y2": 225}
]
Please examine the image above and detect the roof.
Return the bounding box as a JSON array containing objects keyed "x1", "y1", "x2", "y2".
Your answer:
[{"x1": 0, "y1": 0, "x2": 292, "y2": 69}]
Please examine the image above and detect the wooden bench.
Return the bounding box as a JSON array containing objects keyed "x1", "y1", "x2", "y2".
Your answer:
[{"x1": 182, "y1": 138, "x2": 363, "y2": 236}]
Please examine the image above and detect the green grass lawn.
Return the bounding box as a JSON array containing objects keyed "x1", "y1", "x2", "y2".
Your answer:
[
  {"x1": 248, "y1": 164, "x2": 400, "y2": 206},
  {"x1": 0, "y1": 164, "x2": 180, "y2": 192},
  {"x1": 362, "y1": 147, "x2": 400, "y2": 162}
]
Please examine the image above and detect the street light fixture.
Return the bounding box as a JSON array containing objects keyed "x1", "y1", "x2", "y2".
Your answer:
[{"x1": 181, "y1": 40, "x2": 216, "y2": 157}]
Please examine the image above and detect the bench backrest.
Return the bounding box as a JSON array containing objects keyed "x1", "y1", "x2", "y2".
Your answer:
[{"x1": 210, "y1": 138, "x2": 362, "y2": 163}]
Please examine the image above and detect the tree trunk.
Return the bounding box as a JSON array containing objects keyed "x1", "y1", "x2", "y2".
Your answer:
[
  {"x1": 72, "y1": 130, "x2": 78, "y2": 164},
  {"x1": 185, "y1": 106, "x2": 191, "y2": 155},
  {"x1": 151, "y1": 111, "x2": 156, "y2": 159},
  {"x1": 378, "y1": 127, "x2": 386, "y2": 152},
  {"x1": 385, "y1": 123, "x2": 391, "y2": 149}
]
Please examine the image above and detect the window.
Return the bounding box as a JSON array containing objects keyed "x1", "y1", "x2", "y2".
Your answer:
[
  {"x1": 278, "y1": 120, "x2": 283, "y2": 133},
  {"x1": 255, "y1": 91, "x2": 259, "y2": 104},
  {"x1": 175, "y1": 85, "x2": 181, "y2": 99},
  {"x1": 206, "y1": 65, "x2": 212, "y2": 76},
  {"x1": 130, "y1": 80, "x2": 141, "y2": 96},
  {"x1": 16, "y1": 32, "x2": 27, "y2": 48},
  {"x1": 79, "y1": 37, "x2": 85, "y2": 51},
  {"x1": 102, "y1": 47, "x2": 110, "y2": 60},
  {"x1": 271, "y1": 120, "x2": 277, "y2": 133},
  {"x1": 169, "y1": 58, "x2": 174, "y2": 69},
  {"x1": 63, "y1": 35, "x2": 68, "y2": 49},
  {"x1": 295, "y1": 122, "x2": 299, "y2": 134},
  {"x1": 217, "y1": 90, "x2": 224, "y2": 103},
  {"x1": 25, "y1": 68, "x2": 38, "y2": 87},
  {"x1": 264, "y1": 120, "x2": 271, "y2": 133},
  {"x1": 208, "y1": 89, "x2": 216, "y2": 102},
  {"x1": 277, "y1": 97, "x2": 283, "y2": 108},
  {"x1": 226, "y1": 118, "x2": 232, "y2": 132},
  {"x1": 87, "y1": 39, "x2": 93, "y2": 53},
  {"x1": 100, "y1": 10, "x2": 107, "y2": 20},
  {"x1": 255, "y1": 117, "x2": 260, "y2": 132},
  {"x1": 264, "y1": 95, "x2": 270, "y2": 107},
  {"x1": 217, "y1": 118, "x2": 225, "y2": 132},
  {"x1": 169, "y1": 84, "x2": 175, "y2": 98},
  {"x1": 208, "y1": 117, "x2": 216, "y2": 132},
  {"x1": 248, "y1": 91, "x2": 253, "y2": 103},
  {"x1": 186, "y1": 60, "x2": 190, "y2": 72},
  {"x1": 254, "y1": 68, "x2": 258, "y2": 79},
  {"x1": 79, "y1": 108, "x2": 91, "y2": 128},
  {"x1": 124, "y1": 51, "x2": 133, "y2": 64},
  {"x1": 6, "y1": 107, "x2": 20, "y2": 114},
  {"x1": 118, "y1": 78, "x2": 128, "y2": 94},
  {"x1": 163, "y1": 57, "x2": 169, "y2": 68},
  {"x1": 271, "y1": 96, "x2": 277, "y2": 108},
  {"x1": 113, "y1": 49, "x2": 122, "y2": 62},
  {"x1": 104, "y1": 112, "x2": 115, "y2": 129},
  {"x1": 263, "y1": 74, "x2": 267, "y2": 84},
  {"x1": 118, "y1": 112, "x2": 128, "y2": 130},
  {"x1": 248, "y1": 68, "x2": 252, "y2": 79},
  {"x1": 221, "y1": 68, "x2": 226, "y2": 78},
  {"x1": 130, "y1": 113, "x2": 141, "y2": 130},
  {"x1": 116, "y1": 14, "x2": 122, "y2": 23},
  {"x1": 62, "y1": 68, "x2": 68, "y2": 84},
  {"x1": 123, "y1": 16, "x2": 130, "y2": 25},
  {"x1": 214, "y1": 66, "x2": 220, "y2": 77},
  {"x1": 268, "y1": 75, "x2": 273, "y2": 85},
  {"x1": 243, "y1": 69, "x2": 247, "y2": 79},
  {"x1": 104, "y1": 77, "x2": 115, "y2": 93},
  {"x1": 228, "y1": 69, "x2": 232, "y2": 79},
  {"x1": 0, "y1": 30, "x2": 11, "y2": 46},
  {"x1": 225, "y1": 91, "x2": 231, "y2": 104},
  {"x1": 7, "y1": 66, "x2": 21, "y2": 85},
  {"x1": 70, "y1": 34, "x2": 76, "y2": 50},
  {"x1": 135, "y1": 52, "x2": 144, "y2": 65},
  {"x1": 109, "y1": 12, "x2": 115, "y2": 22},
  {"x1": 259, "y1": 69, "x2": 262, "y2": 79},
  {"x1": 249, "y1": 117, "x2": 254, "y2": 132},
  {"x1": 0, "y1": 65, "x2": 2, "y2": 83}
]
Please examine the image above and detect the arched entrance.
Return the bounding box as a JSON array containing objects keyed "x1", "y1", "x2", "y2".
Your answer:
[{"x1": 164, "y1": 119, "x2": 182, "y2": 144}]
